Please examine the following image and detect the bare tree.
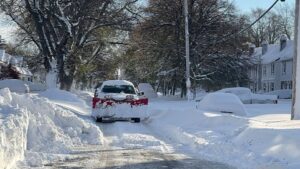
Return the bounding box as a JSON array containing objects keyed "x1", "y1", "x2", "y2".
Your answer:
[
  {"x1": 122, "y1": 0, "x2": 251, "y2": 93},
  {"x1": 247, "y1": 5, "x2": 295, "y2": 47},
  {"x1": 0, "y1": 0, "x2": 139, "y2": 90}
]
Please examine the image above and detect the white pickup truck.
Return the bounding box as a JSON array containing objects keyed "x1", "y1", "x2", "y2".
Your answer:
[{"x1": 92, "y1": 80, "x2": 149, "y2": 122}]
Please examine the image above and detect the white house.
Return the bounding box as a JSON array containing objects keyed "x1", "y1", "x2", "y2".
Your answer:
[{"x1": 248, "y1": 35, "x2": 293, "y2": 93}]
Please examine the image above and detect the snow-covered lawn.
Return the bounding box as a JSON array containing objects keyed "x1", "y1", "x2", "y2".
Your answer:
[{"x1": 0, "y1": 88, "x2": 299, "y2": 169}]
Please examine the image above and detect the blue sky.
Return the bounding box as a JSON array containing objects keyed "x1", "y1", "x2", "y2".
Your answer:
[{"x1": 233, "y1": 0, "x2": 295, "y2": 13}]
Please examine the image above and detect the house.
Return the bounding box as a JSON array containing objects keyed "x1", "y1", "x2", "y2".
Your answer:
[
  {"x1": 248, "y1": 35, "x2": 293, "y2": 93},
  {"x1": 0, "y1": 47, "x2": 33, "y2": 82}
]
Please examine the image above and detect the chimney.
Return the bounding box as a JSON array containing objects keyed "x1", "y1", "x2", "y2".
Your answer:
[
  {"x1": 280, "y1": 34, "x2": 288, "y2": 51},
  {"x1": 262, "y1": 40, "x2": 268, "y2": 55},
  {"x1": 249, "y1": 43, "x2": 256, "y2": 56}
]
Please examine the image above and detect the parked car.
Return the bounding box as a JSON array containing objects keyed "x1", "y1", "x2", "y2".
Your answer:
[
  {"x1": 137, "y1": 83, "x2": 158, "y2": 98},
  {"x1": 265, "y1": 89, "x2": 292, "y2": 99},
  {"x1": 197, "y1": 92, "x2": 247, "y2": 116},
  {"x1": 217, "y1": 87, "x2": 278, "y2": 104},
  {"x1": 91, "y1": 80, "x2": 149, "y2": 122}
]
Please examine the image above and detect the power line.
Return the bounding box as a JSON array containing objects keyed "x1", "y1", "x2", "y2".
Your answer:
[{"x1": 214, "y1": 0, "x2": 280, "y2": 45}]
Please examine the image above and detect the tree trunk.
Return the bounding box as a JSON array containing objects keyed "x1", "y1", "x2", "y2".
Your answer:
[
  {"x1": 60, "y1": 75, "x2": 74, "y2": 91},
  {"x1": 181, "y1": 79, "x2": 186, "y2": 98}
]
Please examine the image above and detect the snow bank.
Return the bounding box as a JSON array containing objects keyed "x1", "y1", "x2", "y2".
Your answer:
[
  {"x1": 234, "y1": 126, "x2": 300, "y2": 169},
  {"x1": 39, "y1": 88, "x2": 92, "y2": 116},
  {"x1": 0, "y1": 79, "x2": 47, "y2": 93},
  {"x1": 0, "y1": 89, "x2": 29, "y2": 169},
  {"x1": 147, "y1": 99, "x2": 300, "y2": 169},
  {"x1": 0, "y1": 79, "x2": 29, "y2": 93},
  {"x1": 39, "y1": 88, "x2": 86, "y2": 105},
  {"x1": 24, "y1": 81, "x2": 47, "y2": 92},
  {"x1": 0, "y1": 88, "x2": 103, "y2": 168},
  {"x1": 148, "y1": 101, "x2": 253, "y2": 168},
  {"x1": 198, "y1": 92, "x2": 248, "y2": 116}
]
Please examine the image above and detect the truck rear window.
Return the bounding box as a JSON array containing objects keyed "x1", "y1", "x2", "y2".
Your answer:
[{"x1": 102, "y1": 85, "x2": 136, "y2": 94}]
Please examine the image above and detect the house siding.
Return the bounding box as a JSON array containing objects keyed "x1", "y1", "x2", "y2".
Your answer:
[{"x1": 248, "y1": 40, "x2": 294, "y2": 93}]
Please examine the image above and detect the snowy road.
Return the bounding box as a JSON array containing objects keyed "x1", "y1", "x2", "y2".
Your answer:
[
  {"x1": 5, "y1": 89, "x2": 297, "y2": 169},
  {"x1": 19, "y1": 90, "x2": 235, "y2": 169},
  {"x1": 43, "y1": 122, "x2": 235, "y2": 169}
]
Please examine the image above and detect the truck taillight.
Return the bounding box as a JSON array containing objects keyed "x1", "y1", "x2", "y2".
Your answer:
[
  {"x1": 92, "y1": 97, "x2": 101, "y2": 108},
  {"x1": 131, "y1": 98, "x2": 148, "y2": 106}
]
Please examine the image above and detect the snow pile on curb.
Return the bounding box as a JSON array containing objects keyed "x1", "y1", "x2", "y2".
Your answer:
[
  {"x1": 0, "y1": 88, "x2": 103, "y2": 168},
  {"x1": 147, "y1": 100, "x2": 300, "y2": 169},
  {"x1": 39, "y1": 88, "x2": 86, "y2": 105},
  {"x1": 0, "y1": 79, "x2": 47, "y2": 93},
  {"x1": 0, "y1": 89, "x2": 29, "y2": 169}
]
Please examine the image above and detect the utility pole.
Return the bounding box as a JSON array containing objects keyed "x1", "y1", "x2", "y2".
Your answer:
[
  {"x1": 184, "y1": 0, "x2": 192, "y2": 101},
  {"x1": 292, "y1": 0, "x2": 300, "y2": 120}
]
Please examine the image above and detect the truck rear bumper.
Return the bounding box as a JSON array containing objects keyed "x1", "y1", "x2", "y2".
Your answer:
[{"x1": 91, "y1": 104, "x2": 149, "y2": 120}]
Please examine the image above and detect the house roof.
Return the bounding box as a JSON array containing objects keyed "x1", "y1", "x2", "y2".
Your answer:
[
  {"x1": 0, "y1": 49, "x2": 33, "y2": 76},
  {"x1": 14, "y1": 66, "x2": 33, "y2": 76},
  {"x1": 251, "y1": 40, "x2": 294, "y2": 64}
]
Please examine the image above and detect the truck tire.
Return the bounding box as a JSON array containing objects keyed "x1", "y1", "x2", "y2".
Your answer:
[
  {"x1": 132, "y1": 118, "x2": 140, "y2": 123},
  {"x1": 96, "y1": 117, "x2": 103, "y2": 122}
]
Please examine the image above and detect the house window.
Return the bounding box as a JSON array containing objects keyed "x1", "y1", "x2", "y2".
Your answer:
[
  {"x1": 263, "y1": 66, "x2": 267, "y2": 76},
  {"x1": 281, "y1": 81, "x2": 288, "y2": 89},
  {"x1": 263, "y1": 83, "x2": 267, "y2": 92},
  {"x1": 271, "y1": 63, "x2": 275, "y2": 75},
  {"x1": 270, "y1": 82, "x2": 274, "y2": 91},
  {"x1": 289, "y1": 81, "x2": 293, "y2": 89},
  {"x1": 282, "y1": 61, "x2": 287, "y2": 75}
]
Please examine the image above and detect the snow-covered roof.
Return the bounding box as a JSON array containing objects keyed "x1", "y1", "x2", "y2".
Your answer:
[
  {"x1": 0, "y1": 49, "x2": 32, "y2": 76},
  {"x1": 251, "y1": 40, "x2": 294, "y2": 64},
  {"x1": 102, "y1": 80, "x2": 134, "y2": 86},
  {"x1": 14, "y1": 66, "x2": 33, "y2": 76}
]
